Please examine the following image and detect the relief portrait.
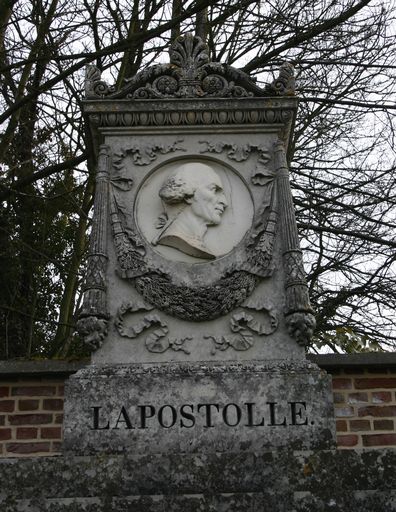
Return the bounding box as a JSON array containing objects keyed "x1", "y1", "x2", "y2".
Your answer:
[{"x1": 152, "y1": 162, "x2": 228, "y2": 259}]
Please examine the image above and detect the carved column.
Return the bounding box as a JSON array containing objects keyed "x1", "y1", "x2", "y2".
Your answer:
[
  {"x1": 77, "y1": 145, "x2": 110, "y2": 349},
  {"x1": 275, "y1": 140, "x2": 316, "y2": 346}
]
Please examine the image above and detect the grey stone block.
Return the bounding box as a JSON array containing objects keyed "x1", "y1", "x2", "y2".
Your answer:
[{"x1": 63, "y1": 361, "x2": 336, "y2": 455}]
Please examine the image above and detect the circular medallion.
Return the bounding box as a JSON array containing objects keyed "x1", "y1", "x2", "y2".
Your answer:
[{"x1": 135, "y1": 158, "x2": 254, "y2": 263}]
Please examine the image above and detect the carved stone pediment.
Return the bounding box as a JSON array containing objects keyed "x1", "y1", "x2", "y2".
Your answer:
[{"x1": 85, "y1": 33, "x2": 295, "y2": 100}]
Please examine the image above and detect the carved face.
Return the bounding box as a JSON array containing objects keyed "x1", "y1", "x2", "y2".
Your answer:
[{"x1": 188, "y1": 171, "x2": 228, "y2": 225}]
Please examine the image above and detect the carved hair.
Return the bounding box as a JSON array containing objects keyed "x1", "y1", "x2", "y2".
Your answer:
[{"x1": 159, "y1": 173, "x2": 195, "y2": 204}]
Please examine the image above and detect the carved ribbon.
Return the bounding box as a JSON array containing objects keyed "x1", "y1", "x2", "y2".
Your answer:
[
  {"x1": 114, "y1": 302, "x2": 191, "y2": 354},
  {"x1": 206, "y1": 302, "x2": 278, "y2": 354}
]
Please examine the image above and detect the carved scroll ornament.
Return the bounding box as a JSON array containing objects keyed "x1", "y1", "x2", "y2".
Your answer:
[{"x1": 85, "y1": 34, "x2": 295, "y2": 101}]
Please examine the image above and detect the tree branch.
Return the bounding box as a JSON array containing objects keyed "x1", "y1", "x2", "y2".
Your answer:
[
  {"x1": 242, "y1": 0, "x2": 372, "y2": 73},
  {"x1": 0, "y1": 152, "x2": 87, "y2": 201}
]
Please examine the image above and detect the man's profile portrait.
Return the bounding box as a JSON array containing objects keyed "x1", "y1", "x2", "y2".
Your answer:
[{"x1": 152, "y1": 162, "x2": 228, "y2": 259}]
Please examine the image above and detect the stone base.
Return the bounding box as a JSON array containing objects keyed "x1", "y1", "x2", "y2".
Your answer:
[
  {"x1": 1, "y1": 450, "x2": 396, "y2": 511},
  {"x1": 63, "y1": 359, "x2": 335, "y2": 454}
]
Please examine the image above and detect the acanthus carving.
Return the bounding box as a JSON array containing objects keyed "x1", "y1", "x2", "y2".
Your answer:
[
  {"x1": 85, "y1": 34, "x2": 294, "y2": 100},
  {"x1": 76, "y1": 316, "x2": 108, "y2": 351},
  {"x1": 285, "y1": 311, "x2": 316, "y2": 347},
  {"x1": 115, "y1": 302, "x2": 191, "y2": 354},
  {"x1": 206, "y1": 299, "x2": 278, "y2": 354},
  {"x1": 113, "y1": 138, "x2": 185, "y2": 168},
  {"x1": 265, "y1": 62, "x2": 295, "y2": 96},
  {"x1": 85, "y1": 64, "x2": 115, "y2": 98}
]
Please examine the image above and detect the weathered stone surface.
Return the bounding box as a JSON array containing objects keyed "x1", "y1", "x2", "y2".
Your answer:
[
  {"x1": 63, "y1": 361, "x2": 335, "y2": 455},
  {"x1": 1, "y1": 450, "x2": 396, "y2": 511}
]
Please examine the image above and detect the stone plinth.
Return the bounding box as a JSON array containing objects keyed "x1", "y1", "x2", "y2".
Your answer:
[
  {"x1": 1, "y1": 449, "x2": 396, "y2": 511},
  {"x1": 63, "y1": 359, "x2": 335, "y2": 455}
]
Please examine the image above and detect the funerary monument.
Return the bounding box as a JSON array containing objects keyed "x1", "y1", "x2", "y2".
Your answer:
[{"x1": 64, "y1": 33, "x2": 335, "y2": 457}]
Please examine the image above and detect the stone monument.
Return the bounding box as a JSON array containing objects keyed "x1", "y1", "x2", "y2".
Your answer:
[{"x1": 64, "y1": 34, "x2": 335, "y2": 461}]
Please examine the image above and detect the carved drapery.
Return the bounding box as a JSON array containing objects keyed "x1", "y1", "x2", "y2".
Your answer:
[
  {"x1": 275, "y1": 141, "x2": 316, "y2": 346},
  {"x1": 76, "y1": 145, "x2": 110, "y2": 349}
]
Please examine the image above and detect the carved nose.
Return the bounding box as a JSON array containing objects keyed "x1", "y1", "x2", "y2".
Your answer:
[{"x1": 220, "y1": 194, "x2": 228, "y2": 208}]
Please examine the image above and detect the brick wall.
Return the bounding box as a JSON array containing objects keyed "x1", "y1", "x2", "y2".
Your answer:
[
  {"x1": 0, "y1": 357, "x2": 396, "y2": 457},
  {"x1": 332, "y1": 369, "x2": 396, "y2": 449},
  {"x1": 0, "y1": 378, "x2": 64, "y2": 457}
]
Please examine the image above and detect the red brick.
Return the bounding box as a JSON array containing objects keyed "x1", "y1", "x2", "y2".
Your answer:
[
  {"x1": 6, "y1": 442, "x2": 51, "y2": 454},
  {"x1": 55, "y1": 414, "x2": 64, "y2": 424},
  {"x1": 0, "y1": 387, "x2": 9, "y2": 397},
  {"x1": 347, "y1": 392, "x2": 368, "y2": 404},
  {"x1": 11, "y1": 386, "x2": 57, "y2": 397},
  {"x1": 350, "y1": 419, "x2": 371, "y2": 431},
  {"x1": 373, "y1": 420, "x2": 394, "y2": 430},
  {"x1": 16, "y1": 427, "x2": 38, "y2": 440},
  {"x1": 336, "y1": 420, "x2": 347, "y2": 432},
  {"x1": 0, "y1": 415, "x2": 4, "y2": 426},
  {"x1": 335, "y1": 406, "x2": 354, "y2": 417},
  {"x1": 332, "y1": 378, "x2": 352, "y2": 390},
  {"x1": 0, "y1": 400, "x2": 14, "y2": 412},
  {"x1": 362, "y1": 434, "x2": 396, "y2": 447},
  {"x1": 333, "y1": 392, "x2": 345, "y2": 404},
  {"x1": 372, "y1": 391, "x2": 392, "y2": 404},
  {"x1": 8, "y1": 414, "x2": 53, "y2": 425},
  {"x1": 0, "y1": 428, "x2": 12, "y2": 441},
  {"x1": 52, "y1": 441, "x2": 62, "y2": 452},
  {"x1": 355, "y1": 378, "x2": 396, "y2": 389},
  {"x1": 358, "y1": 406, "x2": 396, "y2": 417},
  {"x1": 41, "y1": 427, "x2": 62, "y2": 439},
  {"x1": 43, "y1": 399, "x2": 63, "y2": 411},
  {"x1": 337, "y1": 434, "x2": 358, "y2": 447},
  {"x1": 18, "y1": 399, "x2": 39, "y2": 411}
]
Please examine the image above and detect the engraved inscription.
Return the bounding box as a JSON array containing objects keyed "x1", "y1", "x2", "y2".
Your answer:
[{"x1": 90, "y1": 401, "x2": 311, "y2": 430}]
